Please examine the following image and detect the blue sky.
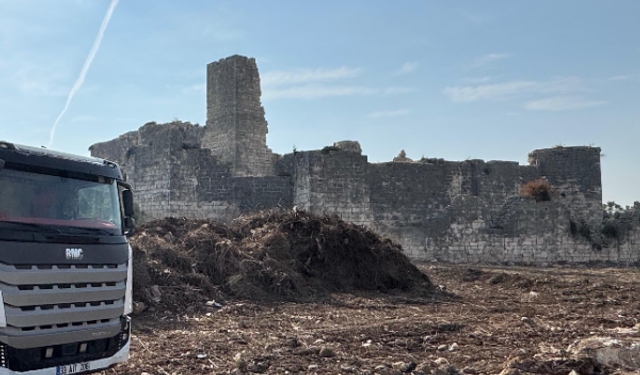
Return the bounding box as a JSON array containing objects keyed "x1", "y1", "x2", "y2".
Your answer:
[{"x1": 0, "y1": 1, "x2": 638, "y2": 205}]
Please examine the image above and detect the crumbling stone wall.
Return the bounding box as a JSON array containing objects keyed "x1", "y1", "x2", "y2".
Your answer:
[
  {"x1": 89, "y1": 54, "x2": 639, "y2": 265},
  {"x1": 90, "y1": 121, "x2": 293, "y2": 222},
  {"x1": 288, "y1": 148, "x2": 372, "y2": 226},
  {"x1": 202, "y1": 55, "x2": 274, "y2": 177},
  {"x1": 282, "y1": 145, "x2": 617, "y2": 264}
]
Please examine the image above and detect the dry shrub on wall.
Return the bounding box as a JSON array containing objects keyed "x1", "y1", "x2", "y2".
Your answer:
[{"x1": 521, "y1": 179, "x2": 553, "y2": 202}]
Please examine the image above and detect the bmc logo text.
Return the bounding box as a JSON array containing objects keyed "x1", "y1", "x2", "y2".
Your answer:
[{"x1": 65, "y1": 248, "x2": 83, "y2": 260}]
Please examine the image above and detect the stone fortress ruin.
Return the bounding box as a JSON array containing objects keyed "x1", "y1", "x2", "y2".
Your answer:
[{"x1": 90, "y1": 55, "x2": 639, "y2": 265}]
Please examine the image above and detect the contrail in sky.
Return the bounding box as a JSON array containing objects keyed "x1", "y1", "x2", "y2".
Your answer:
[{"x1": 48, "y1": 0, "x2": 119, "y2": 148}]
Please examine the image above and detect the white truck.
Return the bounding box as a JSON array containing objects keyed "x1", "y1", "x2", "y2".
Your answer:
[{"x1": 0, "y1": 141, "x2": 134, "y2": 374}]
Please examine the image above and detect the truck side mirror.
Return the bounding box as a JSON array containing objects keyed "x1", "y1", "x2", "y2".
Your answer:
[
  {"x1": 122, "y1": 189, "x2": 136, "y2": 235},
  {"x1": 122, "y1": 189, "x2": 134, "y2": 217}
]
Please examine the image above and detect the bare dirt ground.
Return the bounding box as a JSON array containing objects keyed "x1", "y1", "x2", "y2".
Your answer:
[{"x1": 103, "y1": 264, "x2": 640, "y2": 375}]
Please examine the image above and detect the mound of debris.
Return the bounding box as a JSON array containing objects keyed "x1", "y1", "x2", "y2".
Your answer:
[{"x1": 131, "y1": 210, "x2": 433, "y2": 309}]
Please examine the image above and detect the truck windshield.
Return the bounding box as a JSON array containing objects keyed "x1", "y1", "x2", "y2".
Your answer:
[{"x1": 0, "y1": 168, "x2": 122, "y2": 235}]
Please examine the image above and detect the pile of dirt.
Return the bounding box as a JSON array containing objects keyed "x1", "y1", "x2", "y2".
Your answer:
[{"x1": 131, "y1": 209, "x2": 433, "y2": 309}]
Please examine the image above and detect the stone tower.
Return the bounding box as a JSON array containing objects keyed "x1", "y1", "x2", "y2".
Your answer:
[{"x1": 202, "y1": 55, "x2": 274, "y2": 176}]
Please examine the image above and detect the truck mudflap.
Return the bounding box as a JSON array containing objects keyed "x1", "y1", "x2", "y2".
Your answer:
[{"x1": 0, "y1": 341, "x2": 129, "y2": 375}]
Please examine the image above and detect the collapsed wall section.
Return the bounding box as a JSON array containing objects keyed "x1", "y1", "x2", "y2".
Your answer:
[{"x1": 90, "y1": 122, "x2": 293, "y2": 222}]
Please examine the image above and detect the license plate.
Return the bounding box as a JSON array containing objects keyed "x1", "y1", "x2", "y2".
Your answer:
[{"x1": 57, "y1": 362, "x2": 90, "y2": 375}]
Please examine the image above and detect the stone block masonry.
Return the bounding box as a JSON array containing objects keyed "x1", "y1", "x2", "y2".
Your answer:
[
  {"x1": 90, "y1": 55, "x2": 639, "y2": 265},
  {"x1": 202, "y1": 55, "x2": 274, "y2": 177}
]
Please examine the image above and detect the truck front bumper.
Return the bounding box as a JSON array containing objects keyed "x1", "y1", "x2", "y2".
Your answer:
[{"x1": 0, "y1": 341, "x2": 129, "y2": 375}]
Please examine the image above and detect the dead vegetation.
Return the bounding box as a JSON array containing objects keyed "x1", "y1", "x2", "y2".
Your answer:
[
  {"x1": 104, "y1": 264, "x2": 640, "y2": 375},
  {"x1": 131, "y1": 209, "x2": 434, "y2": 309},
  {"x1": 108, "y1": 210, "x2": 640, "y2": 375},
  {"x1": 520, "y1": 179, "x2": 553, "y2": 202}
]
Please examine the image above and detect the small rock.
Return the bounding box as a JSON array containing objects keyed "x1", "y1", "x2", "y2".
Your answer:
[
  {"x1": 423, "y1": 336, "x2": 436, "y2": 344},
  {"x1": 374, "y1": 365, "x2": 388, "y2": 372},
  {"x1": 340, "y1": 364, "x2": 354, "y2": 372},
  {"x1": 392, "y1": 362, "x2": 407, "y2": 370},
  {"x1": 196, "y1": 354, "x2": 207, "y2": 359},
  {"x1": 141, "y1": 373, "x2": 152, "y2": 375},
  {"x1": 568, "y1": 336, "x2": 640, "y2": 368},
  {"x1": 521, "y1": 317, "x2": 536, "y2": 327},
  {"x1": 285, "y1": 337, "x2": 300, "y2": 348},
  {"x1": 568, "y1": 371, "x2": 579, "y2": 375},
  {"x1": 133, "y1": 301, "x2": 147, "y2": 315},
  {"x1": 205, "y1": 300, "x2": 223, "y2": 308},
  {"x1": 318, "y1": 346, "x2": 335, "y2": 357},
  {"x1": 248, "y1": 362, "x2": 269, "y2": 372},
  {"x1": 437, "y1": 344, "x2": 448, "y2": 351},
  {"x1": 233, "y1": 350, "x2": 251, "y2": 369},
  {"x1": 376, "y1": 368, "x2": 399, "y2": 375},
  {"x1": 487, "y1": 274, "x2": 506, "y2": 285},
  {"x1": 402, "y1": 362, "x2": 417, "y2": 373},
  {"x1": 498, "y1": 369, "x2": 520, "y2": 375},
  {"x1": 448, "y1": 343, "x2": 459, "y2": 352},
  {"x1": 308, "y1": 364, "x2": 319, "y2": 370},
  {"x1": 150, "y1": 285, "x2": 162, "y2": 302},
  {"x1": 433, "y1": 358, "x2": 449, "y2": 366},
  {"x1": 462, "y1": 367, "x2": 477, "y2": 375},
  {"x1": 439, "y1": 365, "x2": 460, "y2": 375}
]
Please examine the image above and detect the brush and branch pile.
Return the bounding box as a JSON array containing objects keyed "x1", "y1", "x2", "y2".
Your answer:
[{"x1": 131, "y1": 209, "x2": 433, "y2": 309}]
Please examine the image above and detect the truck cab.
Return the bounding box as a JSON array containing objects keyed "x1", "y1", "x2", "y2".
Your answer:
[{"x1": 0, "y1": 141, "x2": 133, "y2": 374}]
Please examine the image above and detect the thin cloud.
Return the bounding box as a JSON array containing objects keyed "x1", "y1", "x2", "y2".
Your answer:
[
  {"x1": 383, "y1": 87, "x2": 417, "y2": 95},
  {"x1": 468, "y1": 53, "x2": 510, "y2": 69},
  {"x1": 368, "y1": 109, "x2": 410, "y2": 119},
  {"x1": 443, "y1": 77, "x2": 584, "y2": 102},
  {"x1": 263, "y1": 84, "x2": 416, "y2": 100},
  {"x1": 462, "y1": 77, "x2": 492, "y2": 84},
  {"x1": 524, "y1": 96, "x2": 605, "y2": 111},
  {"x1": 8, "y1": 62, "x2": 70, "y2": 97},
  {"x1": 262, "y1": 67, "x2": 361, "y2": 87},
  {"x1": 609, "y1": 75, "x2": 631, "y2": 81},
  {"x1": 261, "y1": 65, "x2": 414, "y2": 100},
  {"x1": 263, "y1": 84, "x2": 377, "y2": 100},
  {"x1": 393, "y1": 62, "x2": 419, "y2": 75}
]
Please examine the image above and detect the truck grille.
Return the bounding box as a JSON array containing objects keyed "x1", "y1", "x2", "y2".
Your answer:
[{"x1": 0, "y1": 262, "x2": 128, "y2": 349}]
